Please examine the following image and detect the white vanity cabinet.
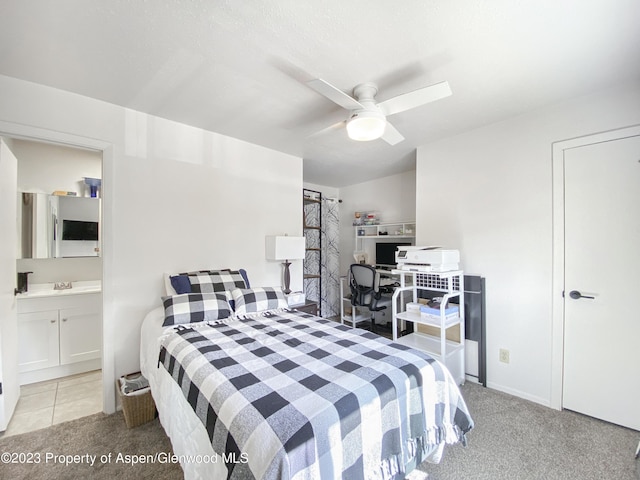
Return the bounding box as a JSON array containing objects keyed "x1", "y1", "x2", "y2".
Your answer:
[
  {"x1": 17, "y1": 292, "x2": 101, "y2": 383},
  {"x1": 17, "y1": 309, "x2": 60, "y2": 371},
  {"x1": 59, "y1": 302, "x2": 102, "y2": 365}
]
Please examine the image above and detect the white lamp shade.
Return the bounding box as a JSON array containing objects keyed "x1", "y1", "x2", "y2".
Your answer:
[
  {"x1": 346, "y1": 110, "x2": 386, "y2": 141},
  {"x1": 265, "y1": 236, "x2": 306, "y2": 261}
]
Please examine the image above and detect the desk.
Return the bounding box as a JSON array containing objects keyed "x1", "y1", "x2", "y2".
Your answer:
[
  {"x1": 375, "y1": 267, "x2": 398, "y2": 276},
  {"x1": 374, "y1": 268, "x2": 400, "y2": 288},
  {"x1": 374, "y1": 269, "x2": 400, "y2": 293}
]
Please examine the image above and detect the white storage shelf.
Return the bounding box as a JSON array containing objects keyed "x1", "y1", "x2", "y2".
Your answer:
[
  {"x1": 395, "y1": 310, "x2": 461, "y2": 330},
  {"x1": 355, "y1": 222, "x2": 416, "y2": 239},
  {"x1": 394, "y1": 332, "x2": 464, "y2": 358},
  {"x1": 391, "y1": 270, "x2": 465, "y2": 385},
  {"x1": 354, "y1": 222, "x2": 416, "y2": 262}
]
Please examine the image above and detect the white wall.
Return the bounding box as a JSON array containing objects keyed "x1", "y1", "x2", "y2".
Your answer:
[
  {"x1": 0, "y1": 74, "x2": 303, "y2": 413},
  {"x1": 16, "y1": 257, "x2": 102, "y2": 284},
  {"x1": 14, "y1": 139, "x2": 102, "y2": 195},
  {"x1": 338, "y1": 170, "x2": 416, "y2": 275},
  {"x1": 416, "y1": 81, "x2": 640, "y2": 405}
]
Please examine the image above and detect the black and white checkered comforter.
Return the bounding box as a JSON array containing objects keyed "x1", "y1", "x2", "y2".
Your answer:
[{"x1": 158, "y1": 309, "x2": 473, "y2": 480}]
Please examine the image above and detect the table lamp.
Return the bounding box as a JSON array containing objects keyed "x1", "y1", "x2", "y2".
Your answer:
[{"x1": 265, "y1": 235, "x2": 306, "y2": 294}]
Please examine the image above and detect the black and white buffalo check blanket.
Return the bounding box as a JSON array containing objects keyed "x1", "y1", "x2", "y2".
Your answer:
[{"x1": 159, "y1": 309, "x2": 473, "y2": 480}]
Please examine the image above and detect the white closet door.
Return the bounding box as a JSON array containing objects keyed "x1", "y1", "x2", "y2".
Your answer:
[{"x1": 562, "y1": 134, "x2": 640, "y2": 430}]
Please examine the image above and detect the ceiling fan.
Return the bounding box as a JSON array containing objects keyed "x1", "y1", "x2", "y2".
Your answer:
[{"x1": 307, "y1": 78, "x2": 452, "y2": 145}]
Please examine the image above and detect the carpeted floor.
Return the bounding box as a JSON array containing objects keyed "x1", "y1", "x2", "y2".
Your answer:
[
  {"x1": 1, "y1": 383, "x2": 638, "y2": 479},
  {"x1": 417, "y1": 383, "x2": 640, "y2": 480},
  {"x1": 0, "y1": 411, "x2": 183, "y2": 479}
]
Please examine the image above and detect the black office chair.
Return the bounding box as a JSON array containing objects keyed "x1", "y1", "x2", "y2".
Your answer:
[{"x1": 349, "y1": 264, "x2": 392, "y2": 333}]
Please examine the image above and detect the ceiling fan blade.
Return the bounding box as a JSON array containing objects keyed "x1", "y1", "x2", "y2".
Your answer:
[
  {"x1": 308, "y1": 120, "x2": 346, "y2": 139},
  {"x1": 378, "y1": 81, "x2": 452, "y2": 117},
  {"x1": 307, "y1": 79, "x2": 365, "y2": 111},
  {"x1": 381, "y1": 121, "x2": 404, "y2": 146}
]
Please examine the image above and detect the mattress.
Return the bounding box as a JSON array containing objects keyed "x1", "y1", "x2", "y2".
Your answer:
[{"x1": 141, "y1": 307, "x2": 227, "y2": 479}]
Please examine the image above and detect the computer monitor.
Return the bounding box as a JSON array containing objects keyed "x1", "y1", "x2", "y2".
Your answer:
[{"x1": 375, "y1": 242, "x2": 411, "y2": 268}]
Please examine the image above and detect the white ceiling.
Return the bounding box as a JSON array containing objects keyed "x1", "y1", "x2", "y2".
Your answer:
[{"x1": 1, "y1": 1, "x2": 639, "y2": 187}]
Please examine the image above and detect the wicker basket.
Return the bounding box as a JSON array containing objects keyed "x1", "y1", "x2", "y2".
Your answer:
[{"x1": 117, "y1": 373, "x2": 156, "y2": 428}]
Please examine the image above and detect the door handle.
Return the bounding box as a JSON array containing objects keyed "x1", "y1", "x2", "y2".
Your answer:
[{"x1": 568, "y1": 290, "x2": 595, "y2": 300}]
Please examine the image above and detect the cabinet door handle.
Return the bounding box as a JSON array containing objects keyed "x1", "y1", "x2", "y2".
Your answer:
[
  {"x1": 50, "y1": 319, "x2": 56, "y2": 323},
  {"x1": 62, "y1": 318, "x2": 68, "y2": 322}
]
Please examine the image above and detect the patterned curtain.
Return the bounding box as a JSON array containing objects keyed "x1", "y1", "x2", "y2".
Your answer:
[
  {"x1": 321, "y1": 197, "x2": 340, "y2": 318},
  {"x1": 303, "y1": 191, "x2": 340, "y2": 318},
  {"x1": 303, "y1": 199, "x2": 321, "y2": 308}
]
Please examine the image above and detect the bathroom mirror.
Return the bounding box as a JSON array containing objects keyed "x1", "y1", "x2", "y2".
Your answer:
[{"x1": 18, "y1": 192, "x2": 100, "y2": 259}]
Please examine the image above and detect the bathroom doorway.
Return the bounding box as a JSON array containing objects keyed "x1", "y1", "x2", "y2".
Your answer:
[{"x1": 4, "y1": 137, "x2": 103, "y2": 432}]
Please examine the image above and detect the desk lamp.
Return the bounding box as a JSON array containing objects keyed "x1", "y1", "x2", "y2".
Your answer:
[{"x1": 265, "y1": 235, "x2": 306, "y2": 294}]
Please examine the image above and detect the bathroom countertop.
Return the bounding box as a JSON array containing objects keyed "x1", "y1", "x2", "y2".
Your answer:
[{"x1": 17, "y1": 280, "x2": 102, "y2": 299}]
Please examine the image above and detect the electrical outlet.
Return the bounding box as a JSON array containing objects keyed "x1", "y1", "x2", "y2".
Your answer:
[{"x1": 499, "y1": 349, "x2": 510, "y2": 364}]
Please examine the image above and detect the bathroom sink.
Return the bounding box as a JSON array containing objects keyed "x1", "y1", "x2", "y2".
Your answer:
[
  {"x1": 18, "y1": 280, "x2": 101, "y2": 298},
  {"x1": 67, "y1": 284, "x2": 101, "y2": 293}
]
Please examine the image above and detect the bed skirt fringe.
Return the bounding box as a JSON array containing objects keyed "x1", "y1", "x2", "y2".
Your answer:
[{"x1": 377, "y1": 423, "x2": 469, "y2": 480}]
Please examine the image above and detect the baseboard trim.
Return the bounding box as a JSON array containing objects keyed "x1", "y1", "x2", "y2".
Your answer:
[
  {"x1": 486, "y1": 382, "x2": 553, "y2": 409},
  {"x1": 19, "y1": 359, "x2": 101, "y2": 385}
]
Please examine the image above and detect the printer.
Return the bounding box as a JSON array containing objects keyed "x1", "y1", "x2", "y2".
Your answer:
[{"x1": 395, "y1": 246, "x2": 460, "y2": 272}]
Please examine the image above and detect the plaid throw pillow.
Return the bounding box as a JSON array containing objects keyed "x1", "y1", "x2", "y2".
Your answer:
[
  {"x1": 231, "y1": 287, "x2": 288, "y2": 315},
  {"x1": 162, "y1": 293, "x2": 231, "y2": 326},
  {"x1": 188, "y1": 270, "x2": 247, "y2": 299}
]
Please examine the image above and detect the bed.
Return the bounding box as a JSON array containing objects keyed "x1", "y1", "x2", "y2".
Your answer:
[{"x1": 140, "y1": 270, "x2": 473, "y2": 480}]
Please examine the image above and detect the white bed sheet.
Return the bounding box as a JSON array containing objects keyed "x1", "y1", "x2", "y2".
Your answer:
[{"x1": 140, "y1": 307, "x2": 227, "y2": 480}]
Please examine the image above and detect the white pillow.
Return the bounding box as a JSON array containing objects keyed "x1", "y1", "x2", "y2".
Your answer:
[{"x1": 231, "y1": 287, "x2": 288, "y2": 315}]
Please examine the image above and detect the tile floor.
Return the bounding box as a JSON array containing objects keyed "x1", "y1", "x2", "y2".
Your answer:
[{"x1": 1, "y1": 370, "x2": 103, "y2": 438}]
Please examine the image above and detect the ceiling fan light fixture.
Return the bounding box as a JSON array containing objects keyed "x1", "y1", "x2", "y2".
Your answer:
[{"x1": 346, "y1": 110, "x2": 386, "y2": 141}]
